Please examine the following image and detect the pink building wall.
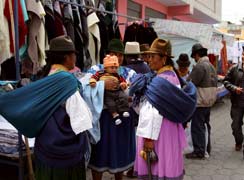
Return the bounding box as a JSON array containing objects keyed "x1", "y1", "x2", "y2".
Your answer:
[{"x1": 117, "y1": 0, "x2": 199, "y2": 38}]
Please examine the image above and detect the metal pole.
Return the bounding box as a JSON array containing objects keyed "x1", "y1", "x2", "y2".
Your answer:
[
  {"x1": 13, "y1": 0, "x2": 23, "y2": 180},
  {"x1": 58, "y1": 0, "x2": 152, "y2": 23},
  {"x1": 14, "y1": 0, "x2": 20, "y2": 81}
]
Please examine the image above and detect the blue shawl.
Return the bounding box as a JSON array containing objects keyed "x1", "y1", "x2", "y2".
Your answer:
[
  {"x1": 82, "y1": 81, "x2": 104, "y2": 144},
  {"x1": 129, "y1": 72, "x2": 197, "y2": 123},
  {"x1": 0, "y1": 71, "x2": 79, "y2": 137}
]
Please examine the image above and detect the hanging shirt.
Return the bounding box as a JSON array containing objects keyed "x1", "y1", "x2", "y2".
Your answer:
[
  {"x1": 4, "y1": 0, "x2": 27, "y2": 53},
  {"x1": 26, "y1": 0, "x2": 46, "y2": 74},
  {"x1": 0, "y1": 0, "x2": 11, "y2": 66}
]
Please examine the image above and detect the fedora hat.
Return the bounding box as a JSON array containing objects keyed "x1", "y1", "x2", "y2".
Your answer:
[
  {"x1": 176, "y1": 53, "x2": 191, "y2": 67},
  {"x1": 191, "y1": 43, "x2": 207, "y2": 58},
  {"x1": 124, "y1": 42, "x2": 141, "y2": 55},
  {"x1": 107, "y1": 39, "x2": 124, "y2": 54},
  {"x1": 140, "y1": 44, "x2": 150, "y2": 54},
  {"x1": 47, "y1": 35, "x2": 77, "y2": 53},
  {"x1": 146, "y1": 38, "x2": 174, "y2": 58}
]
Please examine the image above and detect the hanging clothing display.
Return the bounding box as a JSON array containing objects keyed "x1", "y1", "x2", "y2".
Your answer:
[
  {"x1": 97, "y1": 1, "x2": 121, "y2": 64},
  {"x1": 0, "y1": 0, "x2": 11, "y2": 67},
  {"x1": 25, "y1": 0, "x2": 46, "y2": 74},
  {"x1": 4, "y1": 0, "x2": 27, "y2": 53},
  {"x1": 220, "y1": 40, "x2": 228, "y2": 75},
  {"x1": 123, "y1": 23, "x2": 158, "y2": 45},
  {"x1": 0, "y1": 0, "x2": 151, "y2": 77},
  {"x1": 87, "y1": 11, "x2": 101, "y2": 65}
]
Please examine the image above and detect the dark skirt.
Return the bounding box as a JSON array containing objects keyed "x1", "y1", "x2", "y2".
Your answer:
[
  {"x1": 88, "y1": 109, "x2": 136, "y2": 173},
  {"x1": 35, "y1": 157, "x2": 86, "y2": 180}
]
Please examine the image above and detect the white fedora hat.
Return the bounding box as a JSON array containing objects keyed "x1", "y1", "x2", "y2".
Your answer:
[{"x1": 124, "y1": 42, "x2": 141, "y2": 55}]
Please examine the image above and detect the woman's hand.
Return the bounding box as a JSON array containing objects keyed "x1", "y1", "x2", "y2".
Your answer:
[
  {"x1": 143, "y1": 138, "x2": 154, "y2": 152},
  {"x1": 104, "y1": 79, "x2": 119, "y2": 90},
  {"x1": 120, "y1": 82, "x2": 127, "y2": 90}
]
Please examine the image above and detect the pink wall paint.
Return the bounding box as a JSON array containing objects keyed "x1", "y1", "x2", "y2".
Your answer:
[
  {"x1": 168, "y1": 5, "x2": 191, "y2": 17},
  {"x1": 117, "y1": 0, "x2": 127, "y2": 40},
  {"x1": 116, "y1": 0, "x2": 198, "y2": 39},
  {"x1": 132, "y1": 0, "x2": 168, "y2": 19}
]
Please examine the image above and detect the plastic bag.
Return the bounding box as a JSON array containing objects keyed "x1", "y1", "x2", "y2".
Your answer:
[
  {"x1": 183, "y1": 122, "x2": 210, "y2": 158},
  {"x1": 183, "y1": 122, "x2": 193, "y2": 154}
]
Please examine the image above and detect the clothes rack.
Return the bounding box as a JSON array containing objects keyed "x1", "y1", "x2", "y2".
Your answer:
[
  {"x1": 14, "y1": 0, "x2": 24, "y2": 178},
  {"x1": 57, "y1": 0, "x2": 153, "y2": 23},
  {"x1": 0, "y1": 0, "x2": 24, "y2": 180}
]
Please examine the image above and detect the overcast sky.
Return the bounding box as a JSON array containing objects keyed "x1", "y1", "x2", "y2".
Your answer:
[{"x1": 222, "y1": 0, "x2": 244, "y2": 24}]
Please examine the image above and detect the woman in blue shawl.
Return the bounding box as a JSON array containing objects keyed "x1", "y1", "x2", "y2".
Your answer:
[
  {"x1": 132, "y1": 38, "x2": 196, "y2": 180},
  {"x1": 31, "y1": 36, "x2": 93, "y2": 180},
  {"x1": 87, "y1": 39, "x2": 137, "y2": 180}
]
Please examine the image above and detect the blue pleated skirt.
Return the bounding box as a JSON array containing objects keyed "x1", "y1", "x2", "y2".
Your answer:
[{"x1": 88, "y1": 109, "x2": 136, "y2": 173}]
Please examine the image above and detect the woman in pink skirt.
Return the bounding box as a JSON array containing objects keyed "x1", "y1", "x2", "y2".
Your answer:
[{"x1": 131, "y1": 38, "x2": 197, "y2": 180}]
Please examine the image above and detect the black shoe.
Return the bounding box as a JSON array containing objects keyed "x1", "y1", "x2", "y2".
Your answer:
[
  {"x1": 126, "y1": 168, "x2": 136, "y2": 178},
  {"x1": 235, "y1": 144, "x2": 242, "y2": 151},
  {"x1": 185, "y1": 152, "x2": 205, "y2": 160}
]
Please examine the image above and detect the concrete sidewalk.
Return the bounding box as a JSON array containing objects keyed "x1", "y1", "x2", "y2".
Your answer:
[
  {"x1": 184, "y1": 97, "x2": 244, "y2": 180},
  {"x1": 87, "y1": 97, "x2": 244, "y2": 180}
]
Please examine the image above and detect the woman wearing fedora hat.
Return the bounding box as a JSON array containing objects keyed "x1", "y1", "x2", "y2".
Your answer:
[
  {"x1": 87, "y1": 39, "x2": 137, "y2": 180},
  {"x1": 34, "y1": 36, "x2": 93, "y2": 180},
  {"x1": 0, "y1": 36, "x2": 92, "y2": 180},
  {"x1": 131, "y1": 38, "x2": 197, "y2": 180}
]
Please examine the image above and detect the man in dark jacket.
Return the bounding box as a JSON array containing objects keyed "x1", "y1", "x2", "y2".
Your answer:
[
  {"x1": 223, "y1": 53, "x2": 244, "y2": 151},
  {"x1": 185, "y1": 43, "x2": 217, "y2": 159}
]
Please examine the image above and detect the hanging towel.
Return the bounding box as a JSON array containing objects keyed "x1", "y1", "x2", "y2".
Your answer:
[{"x1": 0, "y1": 71, "x2": 78, "y2": 137}]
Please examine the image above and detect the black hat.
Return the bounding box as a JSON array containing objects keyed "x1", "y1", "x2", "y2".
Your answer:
[
  {"x1": 47, "y1": 35, "x2": 77, "y2": 53},
  {"x1": 191, "y1": 43, "x2": 207, "y2": 58},
  {"x1": 176, "y1": 53, "x2": 191, "y2": 67}
]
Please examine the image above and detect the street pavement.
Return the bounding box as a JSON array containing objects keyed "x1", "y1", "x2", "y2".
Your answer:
[{"x1": 86, "y1": 97, "x2": 244, "y2": 180}]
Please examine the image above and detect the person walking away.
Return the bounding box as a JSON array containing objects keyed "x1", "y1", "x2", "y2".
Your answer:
[
  {"x1": 185, "y1": 43, "x2": 217, "y2": 159},
  {"x1": 223, "y1": 52, "x2": 244, "y2": 151}
]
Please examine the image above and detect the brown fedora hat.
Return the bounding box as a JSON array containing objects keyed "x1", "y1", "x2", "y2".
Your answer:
[
  {"x1": 46, "y1": 35, "x2": 77, "y2": 53},
  {"x1": 140, "y1": 44, "x2": 150, "y2": 54},
  {"x1": 146, "y1": 38, "x2": 174, "y2": 58}
]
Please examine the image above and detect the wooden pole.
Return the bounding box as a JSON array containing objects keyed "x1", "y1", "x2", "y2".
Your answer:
[{"x1": 24, "y1": 137, "x2": 35, "y2": 180}]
